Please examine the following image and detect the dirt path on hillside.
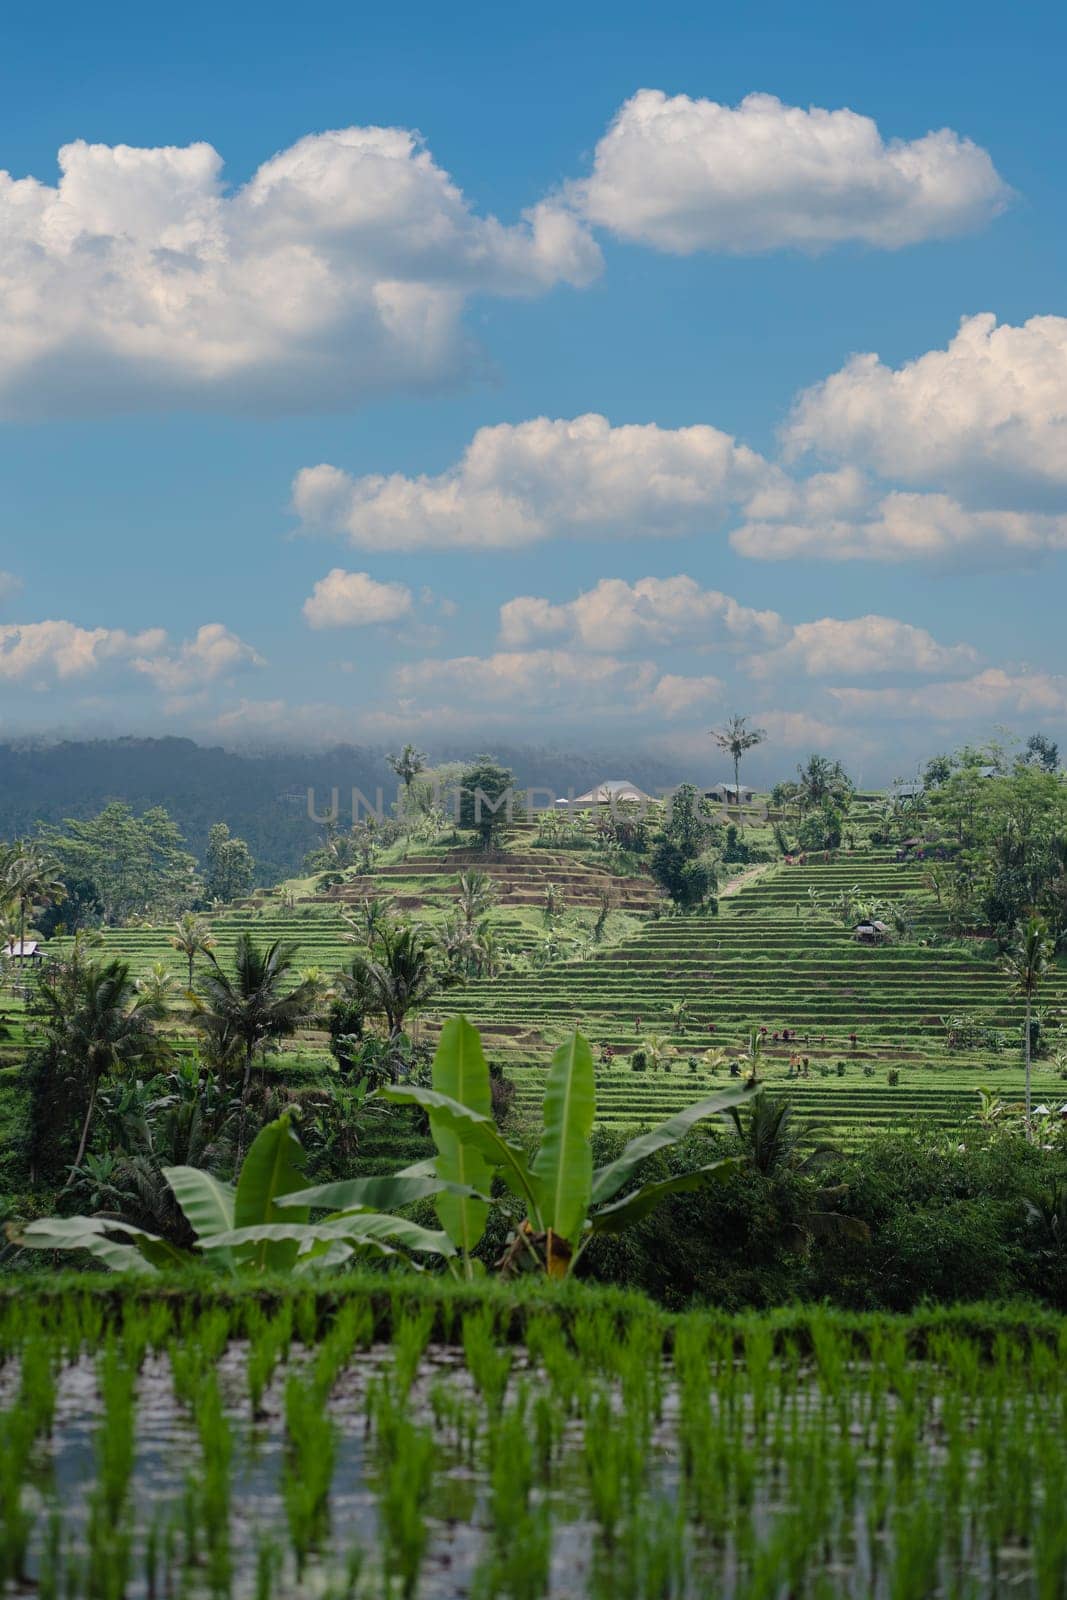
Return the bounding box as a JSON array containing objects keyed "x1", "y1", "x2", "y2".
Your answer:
[{"x1": 719, "y1": 861, "x2": 777, "y2": 898}]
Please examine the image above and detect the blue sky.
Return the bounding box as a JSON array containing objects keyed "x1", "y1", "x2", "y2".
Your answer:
[{"x1": 1, "y1": 0, "x2": 1065, "y2": 784}]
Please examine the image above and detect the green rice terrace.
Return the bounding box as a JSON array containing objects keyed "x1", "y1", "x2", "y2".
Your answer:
[
  {"x1": 424, "y1": 847, "x2": 1067, "y2": 1139},
  {"x1": 11, "y1": 821, "x2": 1066, "y2": 1149}
]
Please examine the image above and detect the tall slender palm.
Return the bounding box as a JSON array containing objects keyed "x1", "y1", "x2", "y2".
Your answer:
[
  {"x1": 343, "y1": 924, "x2": 439, "y2": 1043},
  {"x1": 387, "y1": 743, "x2": 428, "y2": 793},
  {"x1": 191, "y1": 933, "x2": 321, "y2": 1096},
  {"x1": 1000, "y1": 915, "x2": 1054, "y2": 1138},
  {"x1": 36, "y1": 953, "x2": 169, "y2": 1177},
  {"x1": 4, "y1": 841, "x2": 65, "y2": 954},
  {"x1": 711, "y1": 715, "x2": 766, "y2": 830},
  {"x1": 169, "y1": 911, "x2": 217, "y2": 988}
]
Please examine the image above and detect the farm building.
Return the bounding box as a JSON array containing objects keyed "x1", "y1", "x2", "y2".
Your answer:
[
  {"x1": 556, "y1": 779, "x2": 655, "y2": 809},
  {"x1": 705, "y1": 781, "x2": 756, "y2": 804},
  {"x1": 853, "y1": 920, "x2": 890, "y2": 945},
  {"x1": 4, "y1": 939, "x2": 42, "y2": 963}
]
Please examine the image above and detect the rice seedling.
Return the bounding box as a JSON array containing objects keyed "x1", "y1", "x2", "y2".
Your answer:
[{"x1": 0, "y1": 1283, "x2": 1065, "y2": 1597}]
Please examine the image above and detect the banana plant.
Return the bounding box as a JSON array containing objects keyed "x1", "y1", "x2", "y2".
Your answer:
[
  {"x1": 9, "y1": 1113, "x2": 460, "y2": 1275},
  {"x1": 385, "y1": 1017, "x2": 758, "y2": 1279},
  {"x1": 274, "y1": 1016, "x2": 498, "y2": 1281}
]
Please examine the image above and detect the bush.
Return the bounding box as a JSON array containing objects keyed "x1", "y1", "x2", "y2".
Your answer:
[
  {"x1": 888, "y1": 1068, "x2": 900, "y2": 1086},
  {"x1": 650, "y1": 841, "x2": 716, "y2": 908},
  {"x1": 630, "y1": 1049, "x2": 648, "y2": 1072},
  {"x1": 580, "y1": 1127, "x2": 1067, "y2": 1313}
]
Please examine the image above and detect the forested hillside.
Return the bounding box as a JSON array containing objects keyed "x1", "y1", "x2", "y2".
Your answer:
[{"x1": 0, "y1": 738, "x2": 680, "y2": 882}]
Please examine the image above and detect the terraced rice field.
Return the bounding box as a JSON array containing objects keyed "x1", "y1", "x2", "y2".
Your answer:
[
  {"x1": 320, "y1": 840, "x2": 660, "y2": 913},
  {"x1": 21, "y1": 842, "x2": 1067, "y2": 1142},
  {"x1": 431, "y1": 852, "x2": 1067, "y2": 1140}
]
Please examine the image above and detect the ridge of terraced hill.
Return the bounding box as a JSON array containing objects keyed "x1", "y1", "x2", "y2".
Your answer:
[{"x1": 317, "y1": 839, "x2": 662, "y2": 914}]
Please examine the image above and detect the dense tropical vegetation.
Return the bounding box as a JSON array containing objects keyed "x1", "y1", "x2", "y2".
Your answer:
[{"x1": 2, "y1": 730, "x2": 1067, "y2": 1594}]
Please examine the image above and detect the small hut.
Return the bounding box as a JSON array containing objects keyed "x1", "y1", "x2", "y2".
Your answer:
[
  {"x1": 555, "y1": 780, "x2": 654, "y2": 809},
  {"x1": 705, "y1": 781, "x2": 755, "y2": 805},
  {"x1": 853, "y1": 920, "x2": 889, "y2": 945},
  {"x1": 5, "y1": 939, "x2": 42, "y2": 965}
]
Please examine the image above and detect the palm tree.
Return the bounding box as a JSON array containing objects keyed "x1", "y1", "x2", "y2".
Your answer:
[
  {"x1": 644, "y1": 1033, "x2": 675, "y2": 1072},
  {"x1": 726, "y1": 1092, "x2": 866, "y2": 1251},
  {"x1": 795, "y1": 754, "x2": 852, "y2": 813},
  {"x1": 191, "y1": 933, "x2": 321, "y2": 1096},
  {"x1": 343, "y1": 924, "x2": 439, "y2": 1045},
  {"x1": 36, "y1": 952, "x2": 169, "y2": 1178},
  {"x1": 455, "y1": 871, "x2": 497, "y2": 937},
  {"x1": 169, "y1": 911, "x2": 216, "y2": 988},
  {"x1": 342, "y1": 894, "x2": 396, "y2": 945},
  {"x1": 3, "y1": 841, "x2": 65, "y2": 954},
  {"x1": 136, "y1": 960, "x2": 177, "y2": 1010},
  {"x1": 726, "y1": 1092, "x2": 834, "y2": 1177},
  {"x1": 473, "y1": 924, "x2": 504, "y2": 979},
  {"x1": 387, "y1": 743, "x2": 428, "y2": 794},
  {"x1": 999, "y1": 915, "x2": 1054, "y2": 1138},
  {"x1": 711, "y1": 715, "x2": 766, "y2": 830}
]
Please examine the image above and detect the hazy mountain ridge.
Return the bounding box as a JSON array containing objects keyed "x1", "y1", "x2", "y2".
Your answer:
[{"x1": 0, "y1": 737, "x2": 685, "y2": 882}]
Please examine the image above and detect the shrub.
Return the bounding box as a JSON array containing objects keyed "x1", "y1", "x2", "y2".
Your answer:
[
  {"x1": 888, "y1": 1068, "x2": 900, "y2": 1086},
  {"x1": 630, "y1": 1049, "x2": 648, "y2": 1072}
]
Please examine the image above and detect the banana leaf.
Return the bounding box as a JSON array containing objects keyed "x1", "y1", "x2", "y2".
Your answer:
[
  {"x1": 10, "y1": 1214, "x2": 187, "y2": 1273},
  {"x1": 162, "y1": 1167, "x2": 236, "y2": 1239},
  {"x1": 275, "y1": 1174, "x2": 487, "y2": 1214},
  {"x1": 232, "y1": 1113, "x2": 309, "y2": 1272},
  {"x1": 201, "y1": 1211, "x2": 455, "y2": 1258},
  {"x1": 530, "y1": 1032, "x2": 595, "y2": 1253},
  {"x1": 430, "y1": 1016, "x2": 494, "y2": 1258},
  {"x1": 383, "y1": 1084, "x2": 542, "y2": 1224},
  {"x1": 590, "y1": 1158, "x2": 742, "y2": 1232},
  {"x1": 591, "y1": 1080, "x2": 759, "y2": 1206}
]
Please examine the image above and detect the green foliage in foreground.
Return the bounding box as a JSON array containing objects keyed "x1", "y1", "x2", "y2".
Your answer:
[
  {"x1": 14, "y1": 1018, "x2": 757, "y2": 1284},
  {"x1": 0, "y1": 1280, "x2": 1065, "y2": 1598}
]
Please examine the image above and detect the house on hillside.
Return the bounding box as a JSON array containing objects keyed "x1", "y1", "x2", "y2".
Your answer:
[
  {"x1": 705, "y1": 781, "x2": 756, "y2": 805},
  {"x1": 853, "y1": 919, "x2": 890, "y2": 945},
  {"x1": 555, "y1": 779, "x2": 654, "y2": 809},
  {"x1": 4, "y1": 939, "x2": 42, "y2": 964}
]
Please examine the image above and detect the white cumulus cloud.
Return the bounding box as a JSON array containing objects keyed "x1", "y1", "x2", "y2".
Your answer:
[
  {"x1": 131, "y1": 623, "x2": 264, "y2": 694},
  {"x1": 0, "y1": 127, "x2": 600, "y2": 417},
  {"x1": 830, "y1": 669, "x2": 1067, "y2": 722},
  {"x1": 294, "y1": 414, "x2": 770, "y2": 550},
  {"x1": 0, "y1": 620, "x2": 165, "y2": 684},
  {"x1": 303, "y1": 569, "x2": 413, "y2": 628},
  {"x1": 733, "y1": 490, "x2": 1067, "y2": 565},
  {"x1": 750, "y1": 615, "x2": 979, "y2": 678},
  {"x1": 640, "y1": 673, "x2": 723, "y2": 717},
  {"x1": 784, "y1": 314, "x2": 1067, "y2": 496},
  {"x1": 499, "y1": 576, "x2": 783, "y2": 651},
  {"x1": 570, "y1": 89, "x2": 1009, "y2": 254},
  {"x1": 393, "y1": 648, "x2": 724, "y2": 723}
]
